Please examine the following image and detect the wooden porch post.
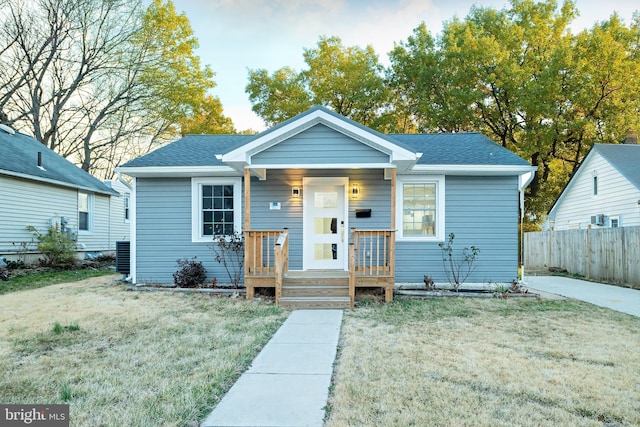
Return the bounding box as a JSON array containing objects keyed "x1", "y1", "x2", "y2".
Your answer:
[
  {"x1": 244, "y1": 168, "x2": 251, "y2": 229},
  {"x1": 244, "y1": 168, "x2": 253, "y2": 300},
  {"x1": 390, "y1": 168, "x2": 396, "y2": 230}
]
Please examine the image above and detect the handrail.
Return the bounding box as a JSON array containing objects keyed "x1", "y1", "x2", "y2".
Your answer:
[
  {"x1": 350, "y1": 229, "x2": 396, "y2": 276},
  {"x1": 349, "y1": 228, "x2": 396, "y2": 307},
  {"x1": 274, "y1": 229, "x2": 289, "y2": 304},
  {"x1": 244, "y1": 229, "x2": 282, "y2": 277}
]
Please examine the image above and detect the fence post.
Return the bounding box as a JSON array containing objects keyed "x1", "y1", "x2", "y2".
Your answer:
[{"x1": 586, "y1": 224, "x2": 591, "y2": 279}]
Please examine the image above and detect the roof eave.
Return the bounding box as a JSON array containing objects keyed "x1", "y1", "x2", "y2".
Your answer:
[
  {"x1": 116, "y1": 165, "x2": 239, "y2": 178},
  {"x1": 411, "y1": 164, "x2": 535, "y2": 176},
  {"x1": 0, "y1": 169, "x2": 118, "y2": 195}
]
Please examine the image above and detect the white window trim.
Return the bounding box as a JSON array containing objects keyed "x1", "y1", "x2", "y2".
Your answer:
[
  {"x1": 78, "y1": 191, "x2": 94, "y2": 234},
  {"x1": 191, "y1": 177, "x2": 242, "y2": 243},
  {"x1": 124, "y1": 193, "x2": 130, "y2": 224},
  {"x1": 396, "y1": 175, "x2": 445, "y2": 242}
]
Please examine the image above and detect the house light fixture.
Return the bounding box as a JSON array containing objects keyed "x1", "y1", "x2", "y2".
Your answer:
[
  {"x1": 351, "y1": 184, "x2": 360, "y2": 199},
  {"x1": 292, "y1": 186, "x2": 300, "y2": 198}
]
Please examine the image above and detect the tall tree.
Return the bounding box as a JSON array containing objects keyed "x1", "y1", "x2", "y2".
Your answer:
[
  {"x1": 246, "y1": 36, "x2": 389, "y2": 128},
  {"x1": 0, "y1": 0, "x2": 232, "y2": 179},
  {"x1": 387, "y1": 0, "x2": 640, "y2": 220}
]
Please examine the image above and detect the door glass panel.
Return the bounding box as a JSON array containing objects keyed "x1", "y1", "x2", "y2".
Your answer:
[
  {"x1": 314, "y1": 243, "x2": 338, "y2": 260},
  {"x1": 314, "y1": 192, "x2": 337, "y2": 208},
  {"x1": 314, "y1": 217, "x2": 337, "y2": 234}
]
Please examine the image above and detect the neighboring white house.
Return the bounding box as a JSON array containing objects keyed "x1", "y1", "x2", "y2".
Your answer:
[
  {"x1": 104, "y1": 179, "x2": 132, "y2": 250},
  {"x1": 0, "y1": 123, "x2": 126, "y2": 261},
  {"x1": 548, "y1": 136, "x2": 640, "y2": 230}
]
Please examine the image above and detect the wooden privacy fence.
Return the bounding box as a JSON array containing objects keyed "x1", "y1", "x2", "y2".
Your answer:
[{"x1": 524, "y1": 226, "x2": 640, "y2": 288}]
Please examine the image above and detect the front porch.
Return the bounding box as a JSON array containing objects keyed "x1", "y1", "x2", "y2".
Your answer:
[{"x1": 244, "y1": 228, "x2": 395, "y2": 308}]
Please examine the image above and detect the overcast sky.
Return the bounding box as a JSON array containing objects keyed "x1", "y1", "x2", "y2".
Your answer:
[{"x1": 167, "y1": 0, "x2": 639, "y2": 132}]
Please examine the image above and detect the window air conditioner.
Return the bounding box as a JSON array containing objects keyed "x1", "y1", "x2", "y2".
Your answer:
[{"x1": 590, "y1": 214, "x2": 605, "y2": 226}]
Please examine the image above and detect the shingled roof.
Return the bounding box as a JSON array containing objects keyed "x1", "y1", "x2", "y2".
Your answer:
[
  {"x1": 594, "y1": 143, "x2": 640, "y2": 189},
  {"x1": 0, "y1": 127, "x2": 117, "y2": 195},
  {"x1": 121, "y1": 123, "x2": 529, "y2": 169}
]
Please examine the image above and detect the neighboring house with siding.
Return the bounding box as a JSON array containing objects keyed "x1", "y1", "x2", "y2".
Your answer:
[
  {"x1": 0, "y1": 124, "x2": 123, "y2": 261},
  {"x1": 118, "y1": 106, "x2": 535, "y2": 306},
  {"x1": 548, "y1": 140, "x2": 640, "y2": 230}
]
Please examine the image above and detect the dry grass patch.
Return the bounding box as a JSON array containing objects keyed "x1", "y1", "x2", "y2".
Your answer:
[
  {"x1": 326, "y1": 299, "x2": 640, "y2": 427},
  {"x1": 0, "y1": 275, "x2": 289, "y2": 426}
]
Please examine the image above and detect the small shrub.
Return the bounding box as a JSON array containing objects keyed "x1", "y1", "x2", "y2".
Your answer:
[
  {"x1": 5, "y1": 259, "x2": 27, "y2": 269},
  {"x1": 211, "y1": 231, "x2": 244, "y2": 288},
  {"x1": 27, "y1": 225, "x2": 77, "y2": 269},
  {"x1": 173, "y1": 257, "x2": 207, "y2": 288},
  {"x1": 438, "y1": 232, "x2": 480, "y2": 291}
]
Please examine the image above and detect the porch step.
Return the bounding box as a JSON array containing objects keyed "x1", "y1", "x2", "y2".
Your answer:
[
  {"x1": 281, "y1": 285, "x2": 349, "y2": 298},
  {"x1": 278, "y1": 296, "x2": 351, "y2": 309}
]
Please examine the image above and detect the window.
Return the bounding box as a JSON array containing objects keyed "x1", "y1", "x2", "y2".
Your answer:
[
  {"x1": 191, "y1": 178, "x2": 242, "y2": 242},
  {"x1": 593, "y1": 176, "x2": 598, "y2": 196},
  {"x1": 396, "y1": 176, "x2": 445, "y2": 241},
  {"x1": 124, "y1": 193, "x2": 130, "y2": 222},
  {"x1": 610, "y1": 216, "x2": 620, "y2": 228},
  {"x1": 78, "y1": 192, "x2": 92, "y2": 232}
]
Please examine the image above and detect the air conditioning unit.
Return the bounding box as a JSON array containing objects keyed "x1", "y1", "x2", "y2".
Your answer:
[{"x1": 590, "y1": 214, "x2": 605, "y2": 226}]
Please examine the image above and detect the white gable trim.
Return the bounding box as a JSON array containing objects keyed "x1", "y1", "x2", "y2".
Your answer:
[
  {"x1": 548, "y1": 149, "x2": 598, "y2": 218},
  {"x1": 221, "y1": 108, "x2": 418, "y2": 168}
]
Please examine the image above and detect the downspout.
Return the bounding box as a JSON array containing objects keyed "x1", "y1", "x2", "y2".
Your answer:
[{"x1": 518, "y1": 168, "x2": 537, "y2": 283}]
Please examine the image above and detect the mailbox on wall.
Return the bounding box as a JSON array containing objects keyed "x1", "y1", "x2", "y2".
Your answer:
[{"x1": 355, "y1": 209, "x2": 372, "y2": 218}]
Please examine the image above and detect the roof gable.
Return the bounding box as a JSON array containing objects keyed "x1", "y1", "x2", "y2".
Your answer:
[
  {"x1": 548, "y1": 143, "x2": 640, "y2": 217},
  {"x1": 0, "y1": 129, "x2": 117, "y2": 195},
  {"x1": 221, "y1": 106, "x2": 419, "y2": 171},
  {"x1": 594, "y1": 144, "x2": 640, "y2": 189}
]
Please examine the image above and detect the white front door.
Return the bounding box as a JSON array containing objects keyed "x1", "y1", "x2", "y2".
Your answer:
[{"x1": 303, "y1": 177, "x2": 348, "y2": 270}]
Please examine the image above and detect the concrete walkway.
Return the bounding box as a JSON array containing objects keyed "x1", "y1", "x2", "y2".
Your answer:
[
  {"x1": 525, "y1": 275, "x2": 640, "y2": 317},
  {"x1": 201, "y1": 309, "x2": 343, "y2": 427}
]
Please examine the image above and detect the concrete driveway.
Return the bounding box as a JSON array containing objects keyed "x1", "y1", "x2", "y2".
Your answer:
[{"x1": 525, "y1": 275, "x2": 640, "y2": 317}]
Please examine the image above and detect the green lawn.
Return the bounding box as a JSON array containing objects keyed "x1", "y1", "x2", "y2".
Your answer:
[{"x1": 0, "y1": 267, "x2": 116, "y2": 295}]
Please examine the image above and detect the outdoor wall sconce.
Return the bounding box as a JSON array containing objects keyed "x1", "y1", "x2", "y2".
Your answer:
[
  {"x1": 351, "y1": 184, "x2": 360, "y2": 199},
  {"x1": 292, "y1": 186, "x2": 300, "y2": 198}
]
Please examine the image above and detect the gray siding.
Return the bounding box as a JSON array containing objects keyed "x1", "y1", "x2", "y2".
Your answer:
[
  {"x1": 136, "y1": 178, "x2": 203, "y2": 283},
  {"x1": 134, "y1": 174, "x2": 519, "y2": 285},
  {"x1": 0, "y1": 175, "x2": 115, "y2": 257},
  {"x1": 395, "y1": 175, "x2": 519, "y2": 283},
  {"x1": 77, "y1": 193, "x2": 112, "y2": 252},
  {"x1": 0, "y1": 176, "x2": 77, "y2": 255},
  {"x1": 253, "y1": 124, "x2": 390, "y2": 165}
]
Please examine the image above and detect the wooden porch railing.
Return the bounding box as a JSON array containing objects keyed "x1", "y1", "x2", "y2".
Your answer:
[
  {"x1": 244, "y1": 228, "x2": 288, "y2": 300},
  {"x1": 274, "y1": 230, "x2": 289, "y2": 304},
  {"x1": 349, "y1": 228, "x2": 396, "y2": 307}
]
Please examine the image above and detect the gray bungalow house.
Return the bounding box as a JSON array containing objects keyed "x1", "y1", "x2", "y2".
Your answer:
[
  {"x1": 118, "y1": 106, "x2": 535, "y2": 307},
  {"x1": 0, "y1": 124, "x2": 124, "y2": 261}
]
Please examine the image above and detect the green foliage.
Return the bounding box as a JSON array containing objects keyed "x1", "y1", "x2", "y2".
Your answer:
[
  {"x1": 438, "y1": 233, "x2": 480, "y2": 290},
  {"x1": 387, "y1": 0, "x2": 640, "y2": 220},
  {"x1": 27, "y1": 226, "x2": 77, "y2": 269},
  {"x1": 246, "y1": 36, "x2": 389, "y2": 128},
  {"x1": 211, "y1": 232, "x2": 244, "y2": 288},
  {"x1": 0, "y1": 268, "x2": 114, "y2": 295},
  {"x1": 173, "y1": 257, "x2": 207, "y2": 288},
  {"x1": 52, "y1": 322, "x2": 80, "y2": 335},
  {"x1": 137, "y1": 0, "x2": 234, "y2": 136}
]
